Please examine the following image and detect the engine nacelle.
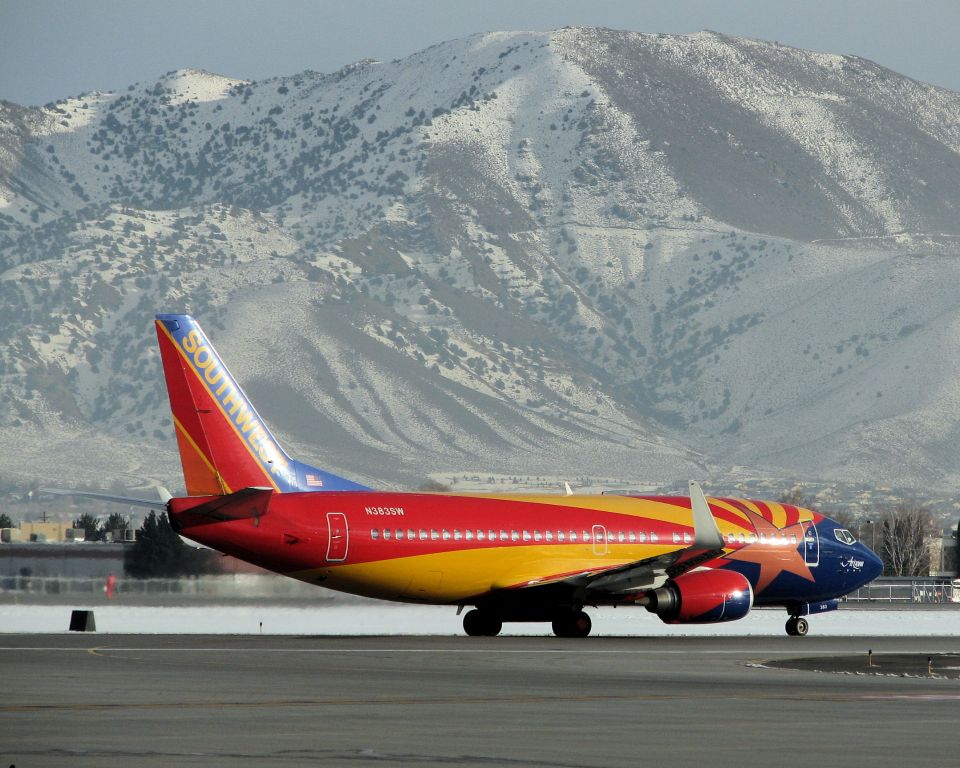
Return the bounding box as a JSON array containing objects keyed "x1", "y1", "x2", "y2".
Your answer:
[{"x1": 643, "y1": 569, "x2": 753, "y2": 624}]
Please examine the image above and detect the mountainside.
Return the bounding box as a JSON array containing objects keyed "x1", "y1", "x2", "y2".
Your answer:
[{"x1": 2, "y1": 28, "x2": 960, "y2": 492}]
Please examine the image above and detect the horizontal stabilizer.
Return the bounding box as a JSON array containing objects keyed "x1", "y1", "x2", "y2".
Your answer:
[
  {"x1": 41, "y1": 488, "x2": 169, "y2": 510},
  {"x1": 172, "y1": 487, "x2": 274, "y2": 522}
]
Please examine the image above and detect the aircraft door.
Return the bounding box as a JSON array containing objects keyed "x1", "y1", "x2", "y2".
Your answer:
[
  {"x1": 592, "y1": 524, "x2": 608, "y2": 556},
  {"x1": 802, "y1": 521, "x2": 819, "y2": 567},
  {"x1": 326, "y1": 512, "x2": 349, "y2": 562}
]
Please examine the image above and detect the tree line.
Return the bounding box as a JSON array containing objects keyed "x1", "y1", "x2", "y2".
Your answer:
[
  {"x1": 74, "y1": 510, "x2": 221, "y2": 577},
  {"x1": 73, "y1": 512, "x2": 130, "y2": 541}
]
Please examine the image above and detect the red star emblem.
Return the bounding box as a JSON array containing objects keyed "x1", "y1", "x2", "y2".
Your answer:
[{"x1": 723, "y1": 509, "x2": 815, "y2": 593}]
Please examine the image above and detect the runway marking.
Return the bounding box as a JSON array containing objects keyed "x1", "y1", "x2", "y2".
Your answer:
[
  {"x1": 1, "y1": 646, "x2": 783, "y2": 654},
  {"x1": 4, "y1": 686, "x2": 952, "y2": 715},
  {"x1": 3, "y1": 645, "x2": 954, "y2": 655},
  {"x1": 859, "y1": 694, "x2": 960, "y2": 700},
  {"x1": 7, "y1": 682, "x2": 960, "y2": 715}
]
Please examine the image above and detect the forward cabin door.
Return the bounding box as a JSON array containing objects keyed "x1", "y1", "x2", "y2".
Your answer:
[
  {"x1": 326, "y1": 512, "x2": 349, "y2": 562},
  {"x1": 802, "y1": 521, "x2": 819, "y2": 568}
]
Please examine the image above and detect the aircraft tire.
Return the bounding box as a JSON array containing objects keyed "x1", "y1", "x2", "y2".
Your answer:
[
  {"x1": 786, "y1": 616, "x2": 809, "y2": 637},
  {"x1": 552, "y1": 610, "x2": 592, "y2": 638},
  {"x1": 463, "y1": 609, "x2": 502, "y2": 637}
]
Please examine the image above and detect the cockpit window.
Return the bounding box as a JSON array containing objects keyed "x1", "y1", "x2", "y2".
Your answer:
[{"x1": 833, "y1": 528, "x2": 856, "y2": 545}]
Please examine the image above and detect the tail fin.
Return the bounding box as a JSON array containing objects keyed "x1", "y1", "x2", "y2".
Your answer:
[{"x1": 155, "y1": 313, "x2": 369, "y2": 495}]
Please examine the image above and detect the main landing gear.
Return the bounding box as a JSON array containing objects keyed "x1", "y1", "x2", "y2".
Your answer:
[
  {"x1": 461, "y1": 608, "x2": 594, "y2": 638},
  {"x1": 552, "y1": 610, "x2": 592, "y2": 638},
  {"x1": 462, "y1": 609, "x2": 502, "y2": 637},
  {"x1": 785, "y1": 616, "x2": 809, "y2": 637}
]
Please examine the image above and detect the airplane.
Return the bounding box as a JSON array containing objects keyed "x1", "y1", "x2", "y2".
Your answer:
[{"x1": 62, "y1": 313, "x2": 884, "y2": 637}]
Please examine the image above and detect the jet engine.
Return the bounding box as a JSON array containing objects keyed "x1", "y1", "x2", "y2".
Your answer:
[{"x1": 642, "y1": 569, "x2": 753, "y2": 624}]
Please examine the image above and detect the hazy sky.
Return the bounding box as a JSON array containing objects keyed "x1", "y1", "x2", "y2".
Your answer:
[{"x1": 2, "y1": 0, "x2": 958, "y2": 106}]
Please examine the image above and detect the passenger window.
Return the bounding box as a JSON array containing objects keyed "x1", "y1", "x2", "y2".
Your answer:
[
  {"x1": 738, "y1": 533, "x2": 745, "y2": 544},
  {"x1": 638, "y1": 532, "x2": 647, "y2": 543},
  {"x1": 748, "y1": 534, "x2": 757, "y2": 544},
  {"x1": 533, "y1": 531, "x2": 542, "y2": 542},
  {"x1": 500, "y1": 530, "x2": 508, "y2": 541},
  {"x1": 371, "y1": 529, "x2": 380, "y2": 540},
  {"x1": 628, "y1": 532, "x2": 636, "y2": 543},
  {"x1": 465, "y1": 530, "x2": 474, "y2": 541},
  {"x1": 383, "y1": 529, "x2": 391, "y2": 541},
  {"x1": 395, "y1": 529, "x2": 404, "y2": 540},
  {"x1": 430, "y1": 529, "x2": 439, "y2": 541},
  {"x1": 522, "y1": 531, "x2": 531, "y2": 542},
  {"x1": 511, "y1": 531, "x2": 519, "y2": 541},
  {"x1": 476, "y1": 530, "x2": 485, "y2": 541},
  {"x1": 453, "y1": 530, "x2": 462, "y2": 540},
  {"x1": 407, "y1": 529, "x2": 415, "y2": 540},
  {"x1": 442, "y1": 530, "x2": 451, "y2": 541},
  {"x1": 419, "y1": 529, "x2": 427, "y2": 541},
  {"x1": 558, "y1": 531, "x2": 566, "y2": 542},
  {"x1": 672, "y1": 532, "x2": 680, "y2": 544},
  {"x1": 650, "y1": 533, "x2": 658, "y2": 543},
  {"x1": 545, "y1": 531, "x2": 553, "y2": 542},
  {"x1": 569, "y1": 531, "x2": 577, "y2": 542},
  {"x1": 682, "y1": 532, "x2": 692, "y2": 544},
  {"x1": 489, "y1": 530, "x2": 496, "y2": 541}
]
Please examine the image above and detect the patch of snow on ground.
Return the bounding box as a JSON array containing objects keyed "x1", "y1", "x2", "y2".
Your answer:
[
  {"x1": 162, "y1": 69, "x2": 248, "y2": 105},
  {"x1": 4, "y1": 604, "x2": 960, "y2": 636}
]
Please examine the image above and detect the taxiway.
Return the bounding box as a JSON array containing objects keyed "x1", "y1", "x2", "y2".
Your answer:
[{"x1": 2, "y1": 634, "x2": 958, "y2": 767}]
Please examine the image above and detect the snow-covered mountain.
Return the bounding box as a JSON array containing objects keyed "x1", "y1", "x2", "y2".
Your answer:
[{"x1": 2, "y1": 28, "x2": 960, "y2": 492}]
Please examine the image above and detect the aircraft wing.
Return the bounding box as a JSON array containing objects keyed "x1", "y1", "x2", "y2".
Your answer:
[{"x1": 501, "y1": 481, "x2": 726, "y2": 595}]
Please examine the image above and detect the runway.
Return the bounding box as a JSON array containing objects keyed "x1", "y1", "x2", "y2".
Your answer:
[{"x1": 3, "y1": 634, "x2": 960, "y2": 767}]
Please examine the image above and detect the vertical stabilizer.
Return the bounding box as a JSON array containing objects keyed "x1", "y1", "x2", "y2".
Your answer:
[{"x1": 155, "y1": 314, "x2": 369, "y2": 495}]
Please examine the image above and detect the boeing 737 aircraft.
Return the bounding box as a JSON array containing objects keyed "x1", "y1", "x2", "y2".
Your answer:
[{"x1": 66, "y1": 314, "x2": 884, "y2": 637}]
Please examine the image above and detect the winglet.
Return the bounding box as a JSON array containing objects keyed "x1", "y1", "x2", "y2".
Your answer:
[
  {"x1": 563, "y1": 482, "x2": 573, "y2": 496},
  {"x1": 689, "y1": 480, "x2": 724, "y2": 549}
]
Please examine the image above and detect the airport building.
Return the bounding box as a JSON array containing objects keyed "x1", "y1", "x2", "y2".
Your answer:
[{"x1": 1, "y1": 521, "x2": 86, "y2": 543}]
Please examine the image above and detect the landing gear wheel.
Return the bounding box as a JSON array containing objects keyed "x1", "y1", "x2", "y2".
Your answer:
[
  {"x1": 463, "y1": 609, "x2": 502, "y2": 637},
  {"x1": 785, "y1": 616, "x2": 809, "y2": 637},
  {"x1": 552, "y1": 610, "x2": 592, "y2": 638}
]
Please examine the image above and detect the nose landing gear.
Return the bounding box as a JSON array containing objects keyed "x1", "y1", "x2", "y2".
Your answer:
[{"x1": 785, "y1": 616, "x2": 809, "y2": 636}]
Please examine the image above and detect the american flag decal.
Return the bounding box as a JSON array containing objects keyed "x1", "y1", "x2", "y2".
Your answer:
[{"x1": 305, "y1": 474, "x2": 324, "y2": 488}]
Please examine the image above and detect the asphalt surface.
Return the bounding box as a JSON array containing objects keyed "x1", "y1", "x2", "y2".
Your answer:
[{"x1": 2, "y1": 634, "x2": 960, "y2": 767}]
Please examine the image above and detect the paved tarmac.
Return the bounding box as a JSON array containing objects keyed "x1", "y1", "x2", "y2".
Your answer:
[{"x1": 2, "y1": 634, "x2": 960, "y2": 767}]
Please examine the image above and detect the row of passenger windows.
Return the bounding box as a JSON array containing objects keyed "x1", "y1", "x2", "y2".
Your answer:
[
  {"x1": 727, "y1": 532, "x2": 800, "y2": 545},
  {"x1": 370, "y1": 528, "x2": 666, "y2": 544},
  {"x1": 367, "y1": 528, "x2": 801, "y2": 546}
]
